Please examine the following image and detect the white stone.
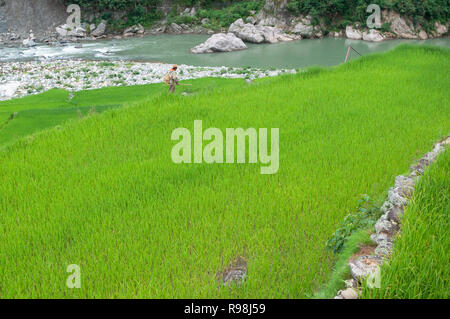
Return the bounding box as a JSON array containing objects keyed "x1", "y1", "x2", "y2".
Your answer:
[
  {"x1": 434, "y1": 22, "x2": 448, "y2": 35},
  {"x1": 383, "y1": 10, "x2": 417, "y2": 39},
  {"x1": 229, "y1": 18, "x2": 297, "y2": 44},
  {"x1": 292, "y1": 22, "x2": 313, "y2": 37},
  {"x1": 418, "y1": 30, "x2": 428, "y2": 40},
  {"x1": 92, "y1": 21, "x2": 107, "y2": 37},
  {"x1": 0, "y1": 81, "x2": 21, "y2": 98},
  {"x1": 346, "y1": 26, "x2": 362, "y2": 40},
  {"x1": 190, "y1": 33, "x2": 247, "y2": 54},
  {"x1": 363, "y1": 29, "x2": 384, "y2": 42},
  {"x1": 340, "y1": 288, "x2": 359, "y2": 299},
  {"x1": 349, "y1": 256, "x2": 383, "y2": 282}
]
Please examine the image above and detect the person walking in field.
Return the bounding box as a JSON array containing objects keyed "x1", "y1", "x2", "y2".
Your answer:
[{"x1": 164, "y1": 64, "x2": 179, "y2": 93}]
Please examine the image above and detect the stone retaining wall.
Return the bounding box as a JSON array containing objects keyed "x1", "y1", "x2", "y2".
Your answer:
[{"x1": 335, "y1": 136, "x2": 450, "y2": 299}]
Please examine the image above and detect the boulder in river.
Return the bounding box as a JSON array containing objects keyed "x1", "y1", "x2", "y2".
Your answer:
[
  {"x1": 22, "y1": 38, "x2": 36, "y2": 47},
  {"x1": 190, "y1": 33, "x2": 247, "y2": 54}
]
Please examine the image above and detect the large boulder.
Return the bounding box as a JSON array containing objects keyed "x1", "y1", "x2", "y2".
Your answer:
[
  {"x1": 167, "y1": 23, "x2": 183, "y2": 34},
  {"x1": 123, "y1": 24, "x2": 144, "y2": 36},
  {"x1": 91, "y1": 20, "x2": 107, "y2": 37},
  {"x1": 229, "y1": 18, "x2": 298, "y2": 44},
  {"x1": 229, "y1": 18, "x2": 264, "y2": 43},
  {"x1": 346, "y1": 25, "x2": 362, "y2": 40},
  {"x1": 67, "y1": 26, "x2": 86, "y2": 37},
  {"x1": 292, "y1": 21, "x2": 313, "y2": 38},
  {"x1": 363, "y1": 29, "x2": 384, "y2": 42},
  {"x1": 434, "y1": 22, "x2": 448, "y2": 35},
  {"x1": 383, "y1": 10, "x2": 417, "y2": 39},
  {"x1": 246, "y1": 16, "x2": 257, "y2": 25},
  {"x1": 190, "y1": 33, "x2": 247, "y2": 54},
  {"x1": 55, "y1": 24, "x2": 70, "y2": 37},
  {"x1": 418, "y1": 30, "x2": 428, "y2": 40}
]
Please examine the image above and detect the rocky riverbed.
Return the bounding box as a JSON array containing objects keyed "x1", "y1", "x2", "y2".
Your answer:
[{"x1": 0, "y1": 60, "x2": 296, "y2": 101}]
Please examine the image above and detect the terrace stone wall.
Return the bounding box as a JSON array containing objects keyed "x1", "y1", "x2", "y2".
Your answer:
[{"x1": 335, "y1": 136, "x2": 450, "y2": 299}]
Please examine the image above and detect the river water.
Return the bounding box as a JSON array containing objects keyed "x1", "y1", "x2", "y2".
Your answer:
[{"x1": 1, "y1": 35, "x2": 449, "y2": 68}]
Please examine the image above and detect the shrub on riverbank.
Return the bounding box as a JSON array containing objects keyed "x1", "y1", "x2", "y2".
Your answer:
[
  {"x1": 67, "y1": 0, "x2": 262, "y2": 30},
  {"x1": 0, "y1": 45, "x2": 448, "y2": 298},
  {"x1": 286, "y1": 0, "x2": 449, "y2": 32}
]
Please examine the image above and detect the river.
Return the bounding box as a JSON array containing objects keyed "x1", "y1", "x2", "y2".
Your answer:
[{"x1": 0, "y1": 35, "x2": 449, "y2": 68}]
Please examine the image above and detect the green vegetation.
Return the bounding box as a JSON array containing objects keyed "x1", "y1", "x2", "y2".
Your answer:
[
  {"x1": 286, "y1": 0, "x2": 449, "y2": 32},
  {"x1": 0, "y1": 78, "x2": 240, "y2": 149},
  {"x1": 326, "y1": 194, "x2": 381, "y2": 254},
  {"x1": 0, "y1": 45, "x2": 448, "y2": 298},
  {"x1": 0, "y1": 84, "x2": 164, "y2": 149},
  {"x1": 169, "y1": 1, "x2": 264, "y2": 29},
  {"x1": 68, "y1": 0, "x2": 262, "y2": 30},
  {"x1": 68, "y1": 0, "x2": 449, "y2": 33},
  {"x1": 314, "y1": 229, "x2": 374, "y2": 298},
  {"x1": 361, "y1": 149, "x2": 449, "y2": 299},
  {"x1": 68, "y1": 0, "x2": 163, "y2": 29}
]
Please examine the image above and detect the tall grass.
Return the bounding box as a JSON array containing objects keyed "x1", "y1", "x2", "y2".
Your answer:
[
  {"x1": 361, "y1": 149, "x2": 449, "y2": 299},
  {"x1": 0, "y1": 45, "x2": 448, "y2": 298},
  {"x1": 0, "y1": 84, "x2": 169, "y2": 148}
]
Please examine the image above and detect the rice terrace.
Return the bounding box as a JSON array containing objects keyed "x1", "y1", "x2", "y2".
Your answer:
[{"x1": 0, "y1": 0, "x2": 449, "y2": 304}]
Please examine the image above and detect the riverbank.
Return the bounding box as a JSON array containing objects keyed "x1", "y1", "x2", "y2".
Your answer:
[
  {"x1": 1, "y1": 1, "x2": 448, "y2": 48},
  {"x1": 0, "y1": 60, "x2": 294, "y2": 101}
]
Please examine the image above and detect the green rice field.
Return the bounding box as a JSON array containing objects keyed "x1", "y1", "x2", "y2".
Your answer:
[{"x1": 0, "y1": 45, "x2": 448, "y2": 298}]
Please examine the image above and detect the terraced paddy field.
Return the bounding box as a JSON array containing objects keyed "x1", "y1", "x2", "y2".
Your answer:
[{"x1": 0, "y1": 45, "x2": 448, "y2": 298}]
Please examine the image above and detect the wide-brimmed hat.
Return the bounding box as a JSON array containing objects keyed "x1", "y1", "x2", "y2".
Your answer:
[{"x1": 172, "y1": 64, "x2": 178, "y2": 69}]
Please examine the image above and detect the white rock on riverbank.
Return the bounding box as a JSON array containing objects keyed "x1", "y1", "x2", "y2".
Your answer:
[
  {"x1": 229, "y1": 18, "x2": 299, "y2": 44},
  {"x1": 0, "y1": 81, "x2": 21, "y2": 99},
  {"x1": 363, "y1": 29, "x2": 384, "y2": 42},
  {"x1": 346, "y1": 26, "x2": 363, "y2": 40},
  {"x1": 0, "y1": 60, "x2": 296, "y2": 101}
]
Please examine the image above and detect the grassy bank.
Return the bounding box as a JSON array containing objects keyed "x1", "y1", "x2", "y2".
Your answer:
[
  {"x1": 0, "y1": 45, "x2": 448, "y2": 298},
  {"x1": 361, "y1": 149, "x2": 449, "y2": 299},
  {"x1": 0, "y1": 78, "x2": 237, "y2": 149}
]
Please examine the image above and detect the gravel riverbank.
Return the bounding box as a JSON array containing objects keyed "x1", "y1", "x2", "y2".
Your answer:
[{"x1": 0, "y1": 60, "x2": 296, "y2": 101}]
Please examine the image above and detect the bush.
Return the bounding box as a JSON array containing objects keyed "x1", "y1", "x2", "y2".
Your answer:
[
  {"x1": 326, "y1": 195, "x2": 381, "y2": 254},
  {"x1": 286, "y1": 0, "x2": 448, "y2": 28}
]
